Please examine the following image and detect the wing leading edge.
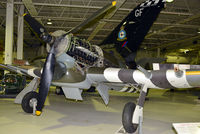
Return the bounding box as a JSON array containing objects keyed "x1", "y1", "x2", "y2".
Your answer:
[{"x1": 0, "y1": 64, "x2": 41, "y2": 78}]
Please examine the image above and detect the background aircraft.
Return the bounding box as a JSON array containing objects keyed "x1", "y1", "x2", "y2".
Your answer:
[{"x1": 0, "y1": 0, "x2": 172, "y2": 133}]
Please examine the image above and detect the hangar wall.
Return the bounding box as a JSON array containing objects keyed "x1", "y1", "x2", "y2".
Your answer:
[{"x1": 23, "y1": 46, "x2": 46, "y2": 61}]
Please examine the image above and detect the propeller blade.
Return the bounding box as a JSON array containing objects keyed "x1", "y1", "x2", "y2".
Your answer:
[
  {"x1": 23, "y1": 14, "x2": 63, "y2": 115},
  {"x1": 23, "y1": 1, "x2": 117, "y2": 116},
  {"x1": 35, "y1": 46, "x2": 56, "y2": 116},
  {"x1": 24, "y1": 14, "x2": 54, "y2": 44},
  {"x1": 65, "y1": 1, "x2": 116, "y2": 34}
]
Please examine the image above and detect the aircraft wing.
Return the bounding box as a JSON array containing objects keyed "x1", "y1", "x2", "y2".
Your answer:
[
  {"x1": 0, "y1": 63, "x2": 137, "y2": 105},
  {"x1": 0, "y1": 64, "x2": 41, "y2": 78}
]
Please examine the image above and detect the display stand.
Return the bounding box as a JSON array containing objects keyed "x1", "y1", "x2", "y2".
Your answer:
[
  {"x1": 116, "y1": 84, "x2": 147, "y2": 134},
  {"x1": 138, "y1": 116, "x2": 143, "y2": 134},
  {"x1": 115, "y1": 116, "x2": 143, "y2": 134},
  {"x1": 33, "y1": 100, "x2": 37, "y2": 115}
]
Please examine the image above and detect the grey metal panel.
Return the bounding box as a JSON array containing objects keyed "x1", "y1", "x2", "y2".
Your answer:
[
  {"x1": 33, "y1": 69, "x2": 41, "y2": 77},
  {"x1": 52, "y1": 67, "x2": 86, "y2": 83},
  {"x1": 96, "y1": 84, "x2": 109, "y2": 105},
  {"x1": 87, "y1": 74, "x2": 107, "y2": 83},
  {"x1": 186, "y1": 75, "x2": 200, "y2": 87},
  {"x1": 56, "y1": 53, "x2": 75, "y2": 69},
  {"x1": 87, "y1": 67, "x2": 107, "y2": 82},
  {"x1": 118, "y1": 69, "x2": 137, "y2": 84},
  {"x1": 151, "y1": 70, "x2": 175, "y2": 89},
  {"x1": 62, "y1": 87, "x2": 83, "y2": 100},
  {"x1": 157, "y1": 64, "x2": 200, "y2": 70},
  {"x1": 52, "y1": 78, "x2": 91, "y2": 89},
  {"x1": 186, "y1": 70, "x2": 200, "y2": 87}
]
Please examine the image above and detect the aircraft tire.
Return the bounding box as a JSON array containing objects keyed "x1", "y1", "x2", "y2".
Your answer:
[
  {"x1": 122, "y1": 102, "x2": 138, "y2": 133},
  {"x1": 21, "y1": 91, "x2": 38, "y2": 113}
]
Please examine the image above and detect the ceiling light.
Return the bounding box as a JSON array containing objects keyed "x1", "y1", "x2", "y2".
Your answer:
[
  {"x1": 184, "y1": 49, "x2": 189, "y2": 53},
  {"x1": 47, "y1": 21, "x2": 52, "y2": 25},
  {"x1": 166, "y1": 0, "x2": 174, "y2": 2},
  {"x1": 47, "y1": 19, "x2": 52, "y2": 25},
  {"x1": 197, "y1": 28, "x2": 200, "y2": 33},
  {"x1": 179, "y1": 49, "x2": 190, "y2": 53}
]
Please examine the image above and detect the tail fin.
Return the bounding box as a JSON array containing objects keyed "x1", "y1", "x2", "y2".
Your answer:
[{"x1": 101, "y1": 0, "x2": 166, "y2": 68}]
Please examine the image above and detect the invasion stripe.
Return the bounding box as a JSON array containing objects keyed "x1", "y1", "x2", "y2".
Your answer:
[
  {"x1": 151, "y1": 70, "x2": 174, "y2": 89},
  {"x1": 128, "y1": 88, "x2": 134, "y2": 93},
  {"x1": 104, "y1": 68, "x2": 122, "y2": 82},
  {"x1": 186, "y1": 71, "x2": 200, "y2": 75},
  {"x1": 124, "y1": 87, "x2": 132, "y2": 92},
  {"x1": 119, "y1": 87, "x2": 128, "y2": 92},
  {"x1": 118, "y1": 69, "x2": 137, "y2": 84}
]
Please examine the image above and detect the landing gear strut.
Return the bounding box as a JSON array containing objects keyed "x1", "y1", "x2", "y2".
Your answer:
[{"x1": 118, "y1": 85, "x2": 148, "y2": 134}]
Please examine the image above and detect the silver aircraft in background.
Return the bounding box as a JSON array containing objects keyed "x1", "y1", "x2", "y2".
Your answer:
[{"x1": 2, "y1": 0, "x2": 200, "y2": 133}]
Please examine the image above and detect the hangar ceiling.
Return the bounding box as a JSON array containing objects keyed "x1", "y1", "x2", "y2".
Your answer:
[{"x1": 0, "y1": 0, "x2": 200, "y2": 56}]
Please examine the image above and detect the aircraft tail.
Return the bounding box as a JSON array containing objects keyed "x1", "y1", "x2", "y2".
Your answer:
[{"x1": 101, "y1": 0, "x2": 166, "y2": 68}]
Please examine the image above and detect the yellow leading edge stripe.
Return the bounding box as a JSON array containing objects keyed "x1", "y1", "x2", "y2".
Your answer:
[
  {"x1": 186, "y1": 71, "x2": 200, "y2": 75},
  {"x1": 112, "y1": 1, "x2": 117, "y2": 6},
  {"x1": 23, "y1": 13, "x2": 27, "y2": 16}
]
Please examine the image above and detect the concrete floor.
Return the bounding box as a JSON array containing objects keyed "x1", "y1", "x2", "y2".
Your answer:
[{"x1": 0, "y1": 88, "x2": 200, "y2": 134}]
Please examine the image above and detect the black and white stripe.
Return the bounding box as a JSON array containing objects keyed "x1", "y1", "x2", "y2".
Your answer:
[
  {"x1": 150, "y1": 70, "x2": 175, "y2": 89},
  {"x1": 103, "y1": 68, "x2": 159, "y2": 89},
  {"x1": 103, "y1": 67, "x2": 200, "y2": 90},
  {"x1": 140, "y1": 0, "x2": 160, "y2": 8},
  {"x1": 119, "y1": 86, "x2": 137, "y2": 93},
  {"x1": 118, "y1": 69, "x2": 137, "y2": 84}
]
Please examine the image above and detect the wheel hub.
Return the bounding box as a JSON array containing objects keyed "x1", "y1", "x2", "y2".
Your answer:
[{"x1": 29, "y1": 98, "x2": 37, "y2": 107}]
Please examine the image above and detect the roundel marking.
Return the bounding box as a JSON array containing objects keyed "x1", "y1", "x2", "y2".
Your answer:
[{"x1": 118, "y1": 30, "x2": 126, "y2": 40}]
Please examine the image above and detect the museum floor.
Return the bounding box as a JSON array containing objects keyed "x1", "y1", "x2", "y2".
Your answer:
[{"x1": 0, "y1": 88, "x2": 200, "y2": 134}]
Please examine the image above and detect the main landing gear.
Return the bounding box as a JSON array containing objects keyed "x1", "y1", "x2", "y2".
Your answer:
[
  {"x1": 15, "y1": 78, "x2": 40, "y2": 115},
  {"x1": 117, "y1": 85, "x2": 148, "y2": 134},
  {"x1": 21, "y1": 91, "x2": 38, "y2": 114},
  {"x1": 122, "y1": 102, "x2": 138, "y2": 133}
]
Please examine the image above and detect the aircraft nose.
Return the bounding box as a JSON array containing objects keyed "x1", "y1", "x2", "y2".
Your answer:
[{"x1": 52, "y1": 61, "x2": 67, "y2": 80}]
